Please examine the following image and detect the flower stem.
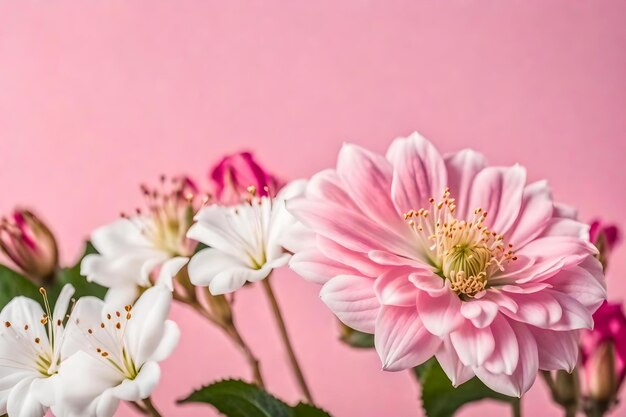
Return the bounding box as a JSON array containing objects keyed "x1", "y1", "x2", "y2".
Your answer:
[
  {"x1": 511, "y1": 398, "x2": 522, "y2": 417},
  {"x1": 261, "y1": 277, "x2": 313, "y2": 403},
  {"x1": 135, "y1": 397, "x2": 162, "y2": 417},
  {"x1": 172, "y1": 269, "x2": 265, "y2": 388},
  {"x1": 186, "y1": 298, "x2": 265, "y2": 388}
]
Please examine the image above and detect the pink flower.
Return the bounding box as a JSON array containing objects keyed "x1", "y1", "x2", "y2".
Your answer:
[
  {"x1": 288, "y1": 132, "x2": 606, "y2": 397},
  {"x1": 210, "y1": 152, "x2": 283, "y2": 205},
  {"x1": 0, "y1": 209, "x2": 58, "y2": 284},
  {"x1": 580, "y1": 301, "x2": 626, "y2": 407}
]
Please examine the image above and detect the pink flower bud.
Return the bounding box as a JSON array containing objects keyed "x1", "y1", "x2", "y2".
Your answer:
[
  {"x1": 581, "y1": 302, "x2": 626, "y2": 411},
  {"x1": 0, "y1": 209, "x2": 58, "y2": 283},
  {"x1": 209, "y1": 152, "x2": 283, "y2": 205},
  {"x1": 589, "y1": 219, "x2": 621, "y2": 270}
]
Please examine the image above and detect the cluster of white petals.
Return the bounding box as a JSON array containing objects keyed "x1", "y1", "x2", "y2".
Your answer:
[{"x1": 0, "y1": 285, "x2": 178, "y2": 417}]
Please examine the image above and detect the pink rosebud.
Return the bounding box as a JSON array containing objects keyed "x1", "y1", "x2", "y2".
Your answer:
[
  {"x1": 589, "y1": 219, "x2": 621, "y2": 270},
  {"x1": 0, "y1": 209, "x2": 58, "y2": 284},
  {"x1": 581, "y1": 302, "x2": 626, "y2": 412},
  {"x1": 209, "y1": 152, "x2": 282, "y2": 205}
]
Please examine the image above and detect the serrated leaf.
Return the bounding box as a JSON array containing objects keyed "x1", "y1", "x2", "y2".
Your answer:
[
  {"x1": 179, "y1": 380, "x2": 293, "y2": 417},
  {"x1": 0, "y1": 265, "x2": 41, "y2": 309},
  {"x1": 416, "y1": 359, "x2": 516, "y2": 417},
  {"x1": 293, "y1": 403, "x2": 332, "y2": 417}
]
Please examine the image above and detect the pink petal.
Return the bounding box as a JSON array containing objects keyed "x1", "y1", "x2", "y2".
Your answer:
[
  {"x1": 553, "y1": 203, "x2": 578, "y2": 220},
  {"x1": 409, "y1": 271, "x2": 446, "y2": 295},
  {"x1": 450, "y1": 321, "x2": 496, "y2": 367},
  {"x1": 548, "y1": 257, "x2": 606, "y2": 312},
  {"x1": 474, "y1": 321, "x2": 539, "y2": 397},
  {"x1": 548, "y1": 291, "x2": 593, "y2": 330},
  {"x1": 482, "y1": 316, "x2": 519, "y2": 375},
  {"x1": 289, "y1": 198, "x2": 416, "y2": 258},
  {"x1": 375, "y1": 305, "x2": 441, "y2": 371},
  {"x1": 318, "y1": 236, "x2": 386, "y2": 278},
  {"x1": 336, "y1": 143, "x2": 405, "y2": 230},
  {"x1": 467, "y1": 165, "x2": 526, "y2": 235},
  {"x1": 320, "y1": 274, "x2": 379, "y2": 333},
  {"x1": 539, "y1": 217, "x2": 589, "y2": 240},
  {"x1": 500, "y1": 291, "x2": 563, "y2": 328},
  {"x1": 373, "y1": 268, "x2": 417, "y2": 307},
  {"x1": 417, "y1": 285, "x2": 464, "y2": 336},
  {"x1": 305, "y1": 169, "x2": 359, "y2": 211},
  {"x1": 386, "y1": 132, "x2": 447, "y2": 214},
  {"x1": 289, "y1": 248, "x2": 357, "y2": 284},
  {"x1": 530, "y1": 328, "x2": 579, "y2": 372},
  {"x1": 460, "y1": 299, "x2": 499, "y2": 328},
  {"x1": 368, "y1": 250, "x2": 431, "y2": 270},
  {"x1": 435, "y1": 337, "x2": 475, "y2": 386},
  {"x1": 506, "y1": 181, "x2": 554, "y2": 248},
  {"x1": 444, "y1": 149, "x2": 487, "y2": 219}
]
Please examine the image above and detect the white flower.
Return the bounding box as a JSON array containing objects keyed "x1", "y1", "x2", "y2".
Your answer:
[
  {"x1": 53, "y1": 285, "x2": 179, "y2": 417},
  {"x1": 0, "y1": 284, "x2": 75, "y2": 417},
  {"x1": 81, "y1": 178, "x2": 198, "y2": 303},
  {"x1": 187, "y1": 180, "x2": 311, "y2": 295}
]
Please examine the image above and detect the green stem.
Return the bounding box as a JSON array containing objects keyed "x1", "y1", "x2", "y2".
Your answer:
[
  {"x1": 137, "y1": 397, "x2": 162, "y2": 417},
  {"x1": 512, "y1": 398, "x2": 522, "y2": 417},
  {"x1": 262, "y1": 277, "x2": 314, "y2": 403}
]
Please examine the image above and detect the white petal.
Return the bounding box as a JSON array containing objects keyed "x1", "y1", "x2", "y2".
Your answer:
[
  {"x1": 103, "y1": 286, "x2": 140, "y2": 308},
  {"x1": 90, "y1": 218, "x2": 152, "y2": 256},
  {"x1": 53, "y1": 284, "x2": 76, "y2": 324},
  {"x1": 188, "y1": 248, "x2": 246, "y2": 286},
  {"x1": 56, "y1": 351, "x2": 122, "y2": 413},
  {"x1": 149, "y1": 320, "x2": 180, "y2": 362},
  {"x1": 111, "y1": 362, "x2": 161, "y2": 401},
  {"x1": 7, "y1": 377, "x2": 46, "y2": 417},
  {"x1": 125, "y1": 286, "x2": 172, "y2": 366},
  {"x1": 156, "y1": 256, "x2": 189, "y2": 291}
]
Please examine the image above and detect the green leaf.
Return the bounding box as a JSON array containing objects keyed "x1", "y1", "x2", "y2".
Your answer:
[
  {"x1": 179, "y1": 380, "x2": 334, "y2": 417},
  {"x1": 49, "y1": 241, "x2": 107, "y2": 302},
  {"x1": 0, "y1": 265, "x2": 41, "y2": 309},
  {"x1": 338, "y1": 326, "x2": 375, "y2": 349},
  {"x1": 292, "y1": 403, "x2": 332, "y2": 417},
  {"x1": 416, "y1": 359, "x2": 517, "y2": 417},
  {"x1": 179, "y1": 380, "x2": 293, "y2": 417}
]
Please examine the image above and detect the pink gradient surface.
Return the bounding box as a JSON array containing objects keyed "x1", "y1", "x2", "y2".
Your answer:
[{"x1": 1, "y1": 2, "x2": 625, "y2": 416}]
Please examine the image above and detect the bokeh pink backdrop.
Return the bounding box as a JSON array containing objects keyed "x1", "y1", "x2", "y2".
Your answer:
[{"x1": 1, "y1": 1, "x2": 625, "y2": 416}]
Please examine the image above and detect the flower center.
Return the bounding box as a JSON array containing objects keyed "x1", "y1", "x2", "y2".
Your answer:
[
  {"x1": 75, "y1": 304, "x2": 139, "y2": 380},
  {"x1": 405, "y1": 188, "x2": 516, "y2": 297},
  {"x1": 126, "y1": 176, "x2": 200, "y2": 257}
]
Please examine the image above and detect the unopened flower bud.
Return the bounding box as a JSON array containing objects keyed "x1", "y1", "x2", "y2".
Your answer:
[
  {"x1": 0, "y1": 209, "x2": 58, "y2": 284},
  {"x1": 209, "y1": 152, "x2": 282, "y2": 206},
  {"x1": 586, "y1": 341, "x2": 617, "y2": 404},
  {"x1": 206, "y1": 293, "x2": 233, "y2": 327},
  {"x1": 581, "y1": 302, "x2": 626, "y2": 415},
  {"x1": 589, "y1": 220, "x2": 621, "y2": 270}
]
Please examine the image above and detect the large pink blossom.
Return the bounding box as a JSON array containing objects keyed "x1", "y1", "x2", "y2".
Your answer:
[{"x1": 288, "y1": 132, "x2": 606, "y2": 397}]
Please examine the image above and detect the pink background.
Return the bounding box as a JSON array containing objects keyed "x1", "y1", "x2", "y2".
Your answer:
[{"x1": 1, "y1": 1, "x2": 625, "y2": 416}]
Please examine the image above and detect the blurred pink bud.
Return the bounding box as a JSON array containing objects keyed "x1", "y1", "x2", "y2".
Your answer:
[
  {"x1": 0, "y1": 209, "x2": 58, "y2": 283},
  {"x1": 581, "y1": 302, "x2": 626, "y2": 411},
  {"x1": 589, "y1": 219, "x2": 621, "y2": 270},
  {"x1": 209, "y1": 152, "x2": 282, "y2": 205}
]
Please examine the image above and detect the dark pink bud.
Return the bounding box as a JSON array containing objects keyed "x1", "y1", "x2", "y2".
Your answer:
[
  {"x1": 580, "y1": 302, "x2": 626, "y2": 411},
  {"x1": 589, "y1": 220, "x2": 621, "y2": 270},
  {"x1": 209, "y1": 152, "x2": 283, "y2": 206},
  {"x1": 0, "y1": 209, "x2": 58, "y2": 284}
]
